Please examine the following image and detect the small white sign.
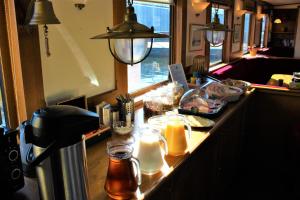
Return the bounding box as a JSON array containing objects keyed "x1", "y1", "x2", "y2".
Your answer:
[{"x1": 168, "y1": 64, "x2": 189, "y2": 91}]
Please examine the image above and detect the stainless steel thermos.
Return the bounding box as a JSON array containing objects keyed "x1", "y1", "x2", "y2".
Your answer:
[{"x1": 23, "y1": 105, "x2": 99, "y2": 200}]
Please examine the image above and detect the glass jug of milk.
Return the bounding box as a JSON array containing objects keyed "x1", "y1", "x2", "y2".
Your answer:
[{"x1": 136, "y1": 126, "x2": 168, "y2": 175}]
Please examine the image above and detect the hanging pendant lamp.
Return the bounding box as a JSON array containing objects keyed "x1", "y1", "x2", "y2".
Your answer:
[
  {"x1": 201, "y1": 4, "x2": 232, "y2": 47},
  {"x1": 274, "y1": 18, "x2": 282, "y2": 24},
  {"x1": 91, "y1": 0, "x2": 169, "y2": 66},
  {"x1": 28, "y1": 0, "x2": 60, "y2": 57}
]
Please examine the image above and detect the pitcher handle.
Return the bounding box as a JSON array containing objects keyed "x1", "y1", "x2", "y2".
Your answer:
[
  {"x1": 159, "y1": 135, "x2": 168, "y2": 155},
  {"x1": 130, "y1": 157, "x2": 142, "y2": 186},
  {"x1": 184, "y1": 121, "x2": 192, "y2": 139}
]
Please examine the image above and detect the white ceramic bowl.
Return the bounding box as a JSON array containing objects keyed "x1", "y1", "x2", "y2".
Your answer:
[{"x1": 113, "y1": 121, "x2": 133, "y2": 135}]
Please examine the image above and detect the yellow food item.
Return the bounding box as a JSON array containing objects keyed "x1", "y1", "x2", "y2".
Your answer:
[{"x1": 185, "y1": 115, "x2": 215, "y2": 127}]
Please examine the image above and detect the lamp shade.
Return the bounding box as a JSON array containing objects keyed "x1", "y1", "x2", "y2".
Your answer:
[
  {"x1": 257, "y1": 13, "x2": 265, "y2": 20},
  {"x1": 202, "y1": 11, "x2": 231, "y2": 47},
  {"x1": 235, "y1": 9, "x2": 247, "y2": 17},
  {"x1": 113, "y1": 38, "x2": 152, "y2": 64},
  {"x1": 274, "y1": 18, "x2": 282, "y2": 24},
  {"x1": 206, "y1": 30, "x2": 225, "y2": 47},
  {"x1": 91, "y1": 1, "x2": 169, "y2": 65},
  {"x1": 192, "y1": 0, "x2": 210, "y2": 13}
]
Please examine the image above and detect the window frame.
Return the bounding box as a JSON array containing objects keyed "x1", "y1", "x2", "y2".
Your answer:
[
  {"x1": 260, "y1": 16, "x2": 266, "y2": 48},
  {"x1": 242, "y1": 13, "x2": 252, "y2": 55},
  {"x1": 208, "y1": 6, "x2": 228, "y2": 67},
  {"x1": 127, "y1": 0, "x2": 175, "y2": 97}
]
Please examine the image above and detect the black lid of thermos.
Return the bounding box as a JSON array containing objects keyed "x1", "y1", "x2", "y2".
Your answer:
[{"x1": 27, "y1": 105, "x2": 99, "y2": 148}]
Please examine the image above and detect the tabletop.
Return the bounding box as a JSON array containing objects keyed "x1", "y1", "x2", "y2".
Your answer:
[{"x1": 15, "y1": 90, "x2": 254, "y2": 200}]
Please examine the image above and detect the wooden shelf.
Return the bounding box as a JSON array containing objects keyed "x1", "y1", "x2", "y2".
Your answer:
[{"x1": 85, "y1": 126, "x2": 111, "y2": 140}]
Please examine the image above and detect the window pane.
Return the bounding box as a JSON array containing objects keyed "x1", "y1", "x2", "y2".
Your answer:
[
  {"x1": 128, "y1": 1, "x2": 170, "y2": 93},
  {"x1": 260, "y1": 16, "x2": 266, "y2": 47},
  {"x1": 210, "y1": 8, "x2": 225, "y2": 65},
  {"x1": 243, "y1": 13, "x2": 251, "y2": 53},
  {"x1": 0, "y1": 85, "x2": 6, "y2": 126}
]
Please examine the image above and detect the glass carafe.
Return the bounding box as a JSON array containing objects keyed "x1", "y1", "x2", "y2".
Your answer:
[
  {"x1": 164, "y1": 114, "x2": 191, "y2": 156},
  {"x1": 137, "y1": 126, "x2": 168, "y2": 175},
  {"x1": 104, "y1": 142, "x2": 141, "y2": 200}
]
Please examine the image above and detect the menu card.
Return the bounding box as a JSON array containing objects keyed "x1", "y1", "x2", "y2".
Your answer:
[{"x1": 168, "y1": 64, "x2": 189, "y2": 91}]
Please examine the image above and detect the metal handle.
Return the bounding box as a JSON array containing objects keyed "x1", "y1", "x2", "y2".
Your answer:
[
  {"x1": 160, "y1": 135, "x2": 168, "y2": 155},
  {"x1": 130, "y1": 157, "x2": 141, "y2": 186}
]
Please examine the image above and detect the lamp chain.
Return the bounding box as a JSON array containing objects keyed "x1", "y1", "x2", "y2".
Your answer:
[
  {"x1": 213, "y1": 3, "x2": 219, "y2": 15},
  {"x1": 128, "y1": 0, "x2": 133, "y2": 6},
  {"x1": 43, "y1": 25, "x2": 51, "y2": 57}
]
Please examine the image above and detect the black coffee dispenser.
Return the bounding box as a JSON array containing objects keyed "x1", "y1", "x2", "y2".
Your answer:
[{"x1": 23, "y1": 105, "x2": 99, "y2": 200}]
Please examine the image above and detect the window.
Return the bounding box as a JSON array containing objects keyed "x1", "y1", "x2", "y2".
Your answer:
[
  {"x1": 210, "y1": 7, "x2": 225, "y2": 66},
  {"x1": 242, "y1": 13, "x2": 251, "y2": 54},
  {"x1": 127, "y1": 1, "x2": 171, "y2": 93},
  {"x1": 0, "y1": 87, "x2": 5, "y2": 126},
  {"x1": 260, "y1": 16, "x2": 266, "y2": 47}
]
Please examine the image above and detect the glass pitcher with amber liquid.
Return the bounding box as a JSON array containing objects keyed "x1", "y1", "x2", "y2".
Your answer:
[{"x1": 104, "y1": 141, "x2": 141, "y2": 199}]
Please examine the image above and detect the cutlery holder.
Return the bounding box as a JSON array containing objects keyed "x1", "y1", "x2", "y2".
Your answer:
[{"x1": 118, "y1": 100, "x2": 134, "y2": 122}]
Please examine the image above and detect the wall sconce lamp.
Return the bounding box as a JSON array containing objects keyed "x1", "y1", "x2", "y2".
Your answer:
[
  {"x1": 91, "y1": 0, "x2": 169, "y2": 66},
  {"x1": 192, "y1": 0, "x2": 210, "y2": 17},
  {"x1": 235, "y1": 9, "x2": 247, "y2": 17},
  {"x1": 257, "y1": 13, "x2": 265, "y2": 20},
  {"x1": 27, "y1": 0, "x2": 61, "y2": 57},
  {"x1": 274, "y1": 18, "x2": 282, "y2": 24},
  {"x1": 74, "y1": 0, "x2": 87, "y2": 10}
]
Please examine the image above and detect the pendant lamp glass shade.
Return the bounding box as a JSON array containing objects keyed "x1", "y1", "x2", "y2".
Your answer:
[
  {"x1": 206, "y1": 30, "x2": 225, "y2": 47},
  {"x1": 201, "y1": 6, "x2": 231, "y2": 47},
  {"x1": 91, "y1": 0, "x2": 169, "y2": 65},
  {"x1": 113, "y1": 38, "x2": 152, "y2": 64}
]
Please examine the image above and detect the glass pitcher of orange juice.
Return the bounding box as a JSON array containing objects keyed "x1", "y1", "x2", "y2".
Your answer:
[{"x1": 164, "y1": 114, "x2": 191, "y2": 156}]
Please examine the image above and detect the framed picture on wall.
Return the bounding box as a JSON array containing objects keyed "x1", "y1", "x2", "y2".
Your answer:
[
  {"x1": 233, "y1": 24, "x2": 241, "y2": 43},
  {"x1": 189, "y1": 24, "x2": 203, "y2": 51}
]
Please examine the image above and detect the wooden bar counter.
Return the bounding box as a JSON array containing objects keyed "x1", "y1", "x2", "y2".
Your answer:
[
  {"x1": 87, "y1": 90, "x2": 254, "y2": 200},
  {"x1": 16, "y1": 90, "x2": 254, "y2": 200}
]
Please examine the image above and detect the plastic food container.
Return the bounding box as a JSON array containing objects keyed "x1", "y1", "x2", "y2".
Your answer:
[
  {"x1": 143, "y1": 82, "x2": 184, "y2": 118},
  {"x1": 205, "y1": 82, "x2": 243, "y2": 102}
]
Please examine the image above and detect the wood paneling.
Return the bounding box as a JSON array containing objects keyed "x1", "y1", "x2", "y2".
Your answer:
[
  {"x1": 0, "y1": 0, "x2": 46, "y2": 127},
  {"x1": 0, "y1": 1, "x2": 18, "y2": 128},
  {"x1": 15, "y1": 0, "x2": 46, "y2": 119},
  {"x1": 0, "y1": 0, "x2": 26, "y2": 128},
  {"x1": 174, "y1": 0, "x2": 187, "y2": 65},
  {"x1": 205, "y1": 4, "x2": 211, "y2": 68}
]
